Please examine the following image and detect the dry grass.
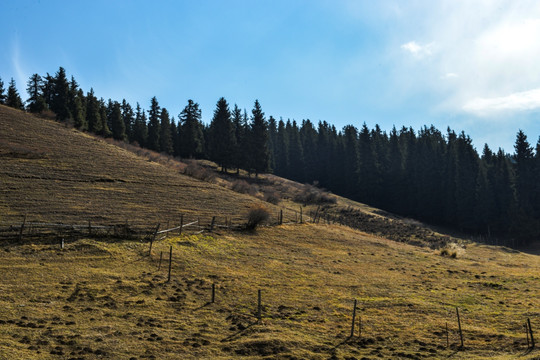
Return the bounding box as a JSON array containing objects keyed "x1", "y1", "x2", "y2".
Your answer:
[{"x1": 0, "y1": 106, "x2": 539, "y2": 359}]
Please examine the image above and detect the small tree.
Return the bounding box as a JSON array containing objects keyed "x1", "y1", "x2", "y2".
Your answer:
[
  {"x1": 6, "y1": 78, "x2": 24, "y2": 110},
  {"x1": 26, "y1": 74, "x2": 46, "y2": 113},
  {"x1": 0, "y1": 77, "x2": 6, "y2": 104}
]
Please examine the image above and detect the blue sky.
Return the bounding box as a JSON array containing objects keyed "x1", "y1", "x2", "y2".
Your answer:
[{"x1": 2, "y1": 0, "x2": 540, "y2": 153}]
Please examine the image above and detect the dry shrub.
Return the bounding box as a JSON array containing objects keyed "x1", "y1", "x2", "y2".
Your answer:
[
  {"x1": 246, "y1": 204, "x2": 270, "y2": 230},
  {"x1": 232, "y1": 180, "x2": 258, "y2": 196},
  {"x1": 439, "y1": 243, "x2": 464, "y2": 258},
  {"x1": 294, "y1": 184, "x2": 337, "y2": 205},
  {"x1": 263, "y1": 190, "x2": 280, "y2": 204},
  {"x1": 184, "y1": 161, "x2": 216, "y2": 183}
]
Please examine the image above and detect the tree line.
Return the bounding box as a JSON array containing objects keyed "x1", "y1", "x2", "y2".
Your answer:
[{"x1": 1, "y1": 67, "x2": 539, "y2": 245}]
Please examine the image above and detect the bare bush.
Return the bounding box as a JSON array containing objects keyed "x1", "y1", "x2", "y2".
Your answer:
[
  {"x1": 246, "y1": 204, "x2": 270, "y2": 230},
  {"x1": 231, "y1": 180, "x2": 258, "y2": 196},
  {"x1": 294, "y1": 184, "x2": 337, "y2": 205},
  {"x1": 184, "y1": 161, "x2": 216, "y2": 183},
  {"x1": 263, "y1": 190, "x2": 280, "y2": 204}
]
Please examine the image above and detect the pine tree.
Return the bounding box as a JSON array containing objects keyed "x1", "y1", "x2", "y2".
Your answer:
[
  {"x1": 6, "y1": 78, "x2": 24, "y2": 110},
  {"x1": 0, "y1": 77, "x2": 6, "y2": 104},
  {"x1": 287, "y1": 120, "x2": 304, "y2": 182},
  {"x1": 110, "y1": 101, "x2": 126, "y2": 140},
  {"x1": 267, "y1": 116, "x2": 277, "y2": 172},
  {"x1": 41, "y1": 73, "x2": 54, "y2": 109},
  {"x1": 208, "y1": 97, "x2": 236, "y2": 171},
  {"x1": 132, "y1": 105, "x2": 148, "y2": 147},
  {"x1": 231, "y1": 105, "x2": 246, "y2": 173},
  {"x1": 51, "y1": 67, "x2": 71, "y2": 121},
  {"x1": 26, "y1": 74, "x2": 46, "y2": 113},
  {"x1": 179, "y1": 99, "x2": 204, "y2": 158},
  {"x1": 171, "y1": 118, "x2": 181, "y2": 157},
  {"x1": 147, "y1": 97, "x2": 161, "y2": 151},
  {"x1": 248, "y1": 100, "x2": 269, "y2": 176},
  {"x1": 342, "y1": 125, "x2": 359, "y2": 199},
  {"x1": 121, "y1": 100, "x2": 134, "y2": 141},
  {"x1": 159, "y1": 107, "x2": 173, "y2": 154},
  {"x1": 98, "y1": 98, "x2": 111, "y2": 137},
  {"x1": 86, "y1": 89, "x2": 102, "y2": 133},
  {"x1": 274, "y1": 119, "x2": 289, "y2": 177},
  {"x1": 69, "y1": 77, "x2": 86, "y2": 129},
  {"x1": 299, "y1": 119, "x2": 318, "y2": 182}
]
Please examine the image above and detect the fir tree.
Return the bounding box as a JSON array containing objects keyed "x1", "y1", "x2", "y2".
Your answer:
[
  {"x1": 6, "y1": 78, "x2": 24, "y2": 110},
  {"x1": 0, "y1": 77, "x2": 6, "y2": 104},
  {"x1": 26, "y1": 74, "x2": 46, "y2": 113},
  {"x1": 69, "y1": 77, "x2": 86, "y2": 129},
  {"x1": 147, "y1": 97, "x2": 161, "y2": 151},
  {"x1": 51, "y1": 67, "x2": 71, "y2": 121},
  {"x1": 208, "y1": 97, "x2": 236, "y2": 171},
  {"x1": 132, "y1": 103, "x2": 148, "y2": 147},
  {"x1": 98, "y1": 98, "x2": 111, "y2": 137},
  {"x1": 86, "y1": 89, "x2": 101, "y2": 133},
  {"x1": 171, "y1": 118, "x2": 181, "y2": 157},
  {"x1": 274, "y1": 119, "x2": 289, "y2": 177},
  {"x1": 248, "y1": 100, "x2": 269, "y2": 176},
  {"x1": 179, "y1": 99, "x2": 204, "y2": 158},
  {"x1": 231, "y1": 104, "x2": 246, "y2": 173},
  {"x1": 121, "y1": 99, "x2": 134, "y2": 141},
  {"x1": 159, "y1": 108, "x2": 173, "y2": 154},
  {"x1": 110, "y1": 101, "x2": 126, "y2": 140}
]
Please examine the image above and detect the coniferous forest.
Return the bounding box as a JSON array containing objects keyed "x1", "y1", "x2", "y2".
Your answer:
[{"x1": 1, "y1": 67, "x2": 539, "y2": 246}]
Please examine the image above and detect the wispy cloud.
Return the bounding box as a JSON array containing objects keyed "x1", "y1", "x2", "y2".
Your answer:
[
  {"x1": 463, "y1": 88, "x2": 540, "y2": 116},
  {"x1": 11, "y1": 36, "x2": 28, "y2": 88},
  {"x1": 401, "y1": 41, "x2": 434, "y2": 59}
]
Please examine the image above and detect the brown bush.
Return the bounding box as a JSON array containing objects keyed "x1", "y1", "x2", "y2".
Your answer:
[
  {"x1": 246, "y1": 204, "x2": 270, "y2": 230},
  {"x1": 294, "y1": 184, "x2": 337, "y2": 205},
  {"x1": 232, "y1": 180, "x2": 258, "y2": 196},
  {"x1": 184, "y1": 161, "x2": 216, "y2": 183},
  {"x1": 263, "y1": 190, "x2": 280, "y2": 204}
]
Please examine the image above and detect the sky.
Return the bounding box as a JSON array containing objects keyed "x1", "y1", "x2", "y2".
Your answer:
[{"x1": 2, "y1": 0, "x2": 540, "y2": 153}]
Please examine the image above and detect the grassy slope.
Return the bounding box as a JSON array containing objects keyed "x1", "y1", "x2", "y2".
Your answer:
[{"x1": 0, "y1": 106, "x2": 539, "y2": 359}]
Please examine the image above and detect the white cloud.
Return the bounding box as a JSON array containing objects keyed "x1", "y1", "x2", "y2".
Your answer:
[
  {"x1": 463, "y1": 88, "x2": 540, "y2": 116},
  {"x1": 442, "y1": 73, "x2": 458, "y2": 79},
  {"x1": 401, "y1": 41, "x2": 434, "y2": 59}
]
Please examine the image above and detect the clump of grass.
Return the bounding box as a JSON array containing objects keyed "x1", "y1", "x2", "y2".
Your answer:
[
  {"x1": 231, "y1": 180, "x2": 258, "y2": 196},
  {"x1": 294, "y1": 183, "x2": 336, "y2": 205},
  {"x1": 245, "y1": 204, "x2": 270, "y2": 230},
  {"x1": 440, "y1": 242, "x2": 464, "y2": 258}
]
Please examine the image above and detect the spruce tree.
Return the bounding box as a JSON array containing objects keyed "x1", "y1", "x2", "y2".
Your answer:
[
  {"x1": 121, "y1": 99, "x2": 134, "y2": 141},
  {"x1": 171, "y1": 118, "x2": 181, "y2": 157},
  {"x1": 69, "y1": 77, "x2": 86, "y2": 129},
  {"x1": 0, "y1": 77, "x2": 6, "y2": 104},
  {"x1": 248, "y1": 100, "x2": 269, "y2": 176},
  {"x1": 26, "y1": 74, "x2": 46, "y2": 113},
  {"x1": 179, "y1": 99, "x2": 204, "y2": 158},
  {"x1": 6, "y1": 78, "x2": 24, "y2": 110},
  {"x1": 110, "y1": 101, "x2": 126, "y2": 140},
  {"x1": 41, "y1": 73, "x2": 54, "y2": 109},
  {"x1": 159, "y1": 108, "x2": 173, "y2": 154},
  {"x1": 274, "y1": 119, "x2": 289, "y2": 177},
  {"x1": 86, "y1": 89, "x2": 101, "y2": 133},
  {"x1": 287, "y1": 120, "x2": 305, "y2": 182},
  {"x1": 98, "y1": 98, "x2": 111, "y2": 137},
  {"x1": 51, "y1": 67, "x2": 71, "y2": 121},
  {"x1": 132, "y1": 103, "x2": 148, "y2": 147},
  {"x1": 147, "y1": 97, "x2": 161, "y2": 151},
  {"x1": 208, "y1": 97, "x2": 236, "y2": 171},
  {"x1": 231, "y1": 105, "x2": 245, "y2": 173}
]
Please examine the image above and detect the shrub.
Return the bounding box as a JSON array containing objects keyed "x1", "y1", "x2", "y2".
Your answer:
[
  {"x1": 232, "y1": 180, "x2": 258, "y2": 196},
  {"x1": 294, "y1": 184, "x2": 337, "y2": 205},
  {"x1": 439, "y1": 243, "x2": 463, "y2": 258},
  {"x1": 263, "y1": 190, "x2": 280, "y2": 204},
  {"x1": 184, "y1": 161, "x2": 216, "y2": 183},
  {"x1": 246, "y1": 204, "x2": 270, "y2": 230}
]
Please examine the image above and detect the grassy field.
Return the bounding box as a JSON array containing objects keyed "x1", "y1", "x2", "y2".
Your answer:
[{"x1": 0, "y1": 106, "x2": 539, "y2": 359}]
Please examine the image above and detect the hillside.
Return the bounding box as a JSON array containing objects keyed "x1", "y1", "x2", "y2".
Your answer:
[{"x1": 0, "y1": 106, "x2": 539, "y2": 360}]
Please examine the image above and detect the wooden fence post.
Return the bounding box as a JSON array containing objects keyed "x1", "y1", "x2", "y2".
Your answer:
[
  {"x1": 211, "y1": 283, "x2": 215, "y2": 304},
  {"x1": 350, "y1": 299, "x2": 357, "y2": 338},
  {"x1": 148, "y1": 223, "x2": 160, "y2": 256},
  {"x1": 300, "y1": 206, "x2": 303, "y2": 224},
  {"x1": 19, "y1": 214, "x2": 27, "y2": 241},
  {"x1": 456, "y1": 307, "x2": 464, "y2": 348},
  {"x1": 257, "y1": 290, "x2": 262, "y2": 322},
  {"x1": 158, "y1": 251, "x2": 163, "y2": 271},
  {"x1": 179, "y1": 215, "x2": 184, "y2": 236},
  {"x1": 446, "y1": 322, "x2": 449, "y2": 348},
  {"x1": 210, "y1": 216, "x2": 216, "y2": 231},
  {"x1": 279, "y1": 210, "x2": 283, "y2": 225},
  {"x1": 528, "y1": 318, "x2": 535, "y2": 348},
  {"x1": 167, "y1": 246, "x2": 172, "y2": 282},
  {"x1": 88, "y1": 220, "x2": 92, "y2": 236}
]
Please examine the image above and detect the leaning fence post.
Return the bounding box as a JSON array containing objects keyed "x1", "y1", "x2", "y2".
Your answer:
[
  {"x1": 179, "y1": 215, "x2": 183, "y2": 236},
  {"x1": 19, "y1": 214, "x2": 27, "y2": 241},
  {"x1": 528, "y1": 318, "x2": 535, "y2": 348},
  {"x1": 88, "y1": 220, "x2": 92, "y2": 236},
  {"x1": 350, "y1": 299, "x2": 357, "y2": 338},
  {"x1": 167, "y1": 246, "x2": 172, "y2": 282},
  {"x1": 456, "y1": 307, "x2": 464, "y2": 348},
  {"x1": 526, "y1": 322, "x2": 531, "y2": 348},
  {"x1": 148, "y1": 223, "x2": 160, "y2": 256},
  {"x1": 300, "y1": 206, "x2": 303, "y2": 224},
  {"x1": 211, "y1": 283, "x2": 215, "y2": 303},
  {"x1": 210, "y1": 216, "x2": 216, "y2": 231},
  {"x1": 257, "y1": 290, "x2": 262, "y2": 322}
]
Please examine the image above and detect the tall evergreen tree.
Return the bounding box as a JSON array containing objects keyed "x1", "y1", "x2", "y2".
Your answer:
[
  {"x1": 26, "y1": 74, "x2": 46, "y2": 113},
  {"x1": 231, "y1": 104, "x2": 246, "y2": 173},
  {"x1": 147, "y1": 97, "x2": 161, "y2": 151},
  {"x1": 0, "y1": 77, "x2": 6, "y2": 104},
  {"x1": 159, "y1": 108, "x2": 173, "y2": 154},
  {"x1": 41, "y1": 73, "x2": 54, "y2": 109},
  {"x1": 132, "y1": 104, "x2": 148, "y2": 147},
  {"x1": 171, "y1": 118, "x2": 181, "y2": 157},
  {"x1": 121, "y1": 99, "x2": 134, "y2": 141},
  {"x1": 51, "y1": 67, "x2": 71, "y2": 121},
  {"x1": 274, "y1": 118, "x2": 289, "y2": 177},
  {"x1": 98, "y1": 98, "x2": 111, "y2": 137},
  {"x1": 68, "y1": 77, "x2": 86, "y2": 129},
  {"x1": 208, "y1": 97, "x2": 236, "y2": 171},
  {"x1": 85, "y1": 89, "x2": 101, "y2": 133},
  {"x1": 248, "y1": 100, "x2": 269, "y2": 176},
  {"x1": 6, "y1": 78, "x2": 24, "y2": 110},
  {"x1": 179, "y1": 99, "x2": 204, "y2": 158},
  {"x1": 287, "y1": 120, "x2": 305, "y2": 182},
  {"x1": 110, "y1": 101, "x2": 126, "y2": 140}
]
